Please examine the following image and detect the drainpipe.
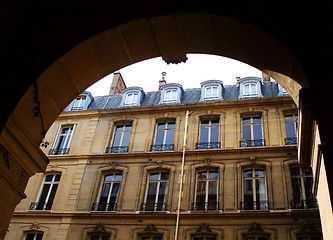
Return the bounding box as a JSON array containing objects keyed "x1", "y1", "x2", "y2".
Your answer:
[{"x1": 174, "y1": 110, "x2": 189, "y2": 240}]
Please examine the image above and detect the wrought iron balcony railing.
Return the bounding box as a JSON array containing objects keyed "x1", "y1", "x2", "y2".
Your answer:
[
  {"x1": 141, "y1": 202, "x2": 167, "y2": 211},
  {"x1": 196, "y1": 142, "x2": 220, "y2": 150},
  {"x1": 105, "y1": 146, "x2": 129, "y2": 153},
  {"x1": 71, "y1": 106, "x2": 85, "y2": 111},
  {"x1": 289, "y1": 199, "x2": 318, "y2": 209},
  {"x1": 191, "y1": 202, "x2": 219, "y2": 211},
  {"x1": 91, "y1": 202, "x2": 117, "y2": 211},
  {"x1": 243, "y1": 94, "x2": 259, "y2": 98},
  {"x1": 239, "y1": 201, "x2": 269, "y2": 210},
  {"x1": 240, "y1": 139, "x2": 265, "y2": 148},
  {"x1": 29, "y1": 202, "x2": 53, "y2": 211},
  {"x1": 48, "y1": 148, "x2": 69, "y2": 155},
  {"x1": 284, "y1": 137, "x2": 297, "y2": 145},
  {"x1": 150, "y1": 144, "x2": 174, "y2": 152}
]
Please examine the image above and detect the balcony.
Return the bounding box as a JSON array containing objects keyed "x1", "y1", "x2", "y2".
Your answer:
[
  {"x1": 196, "y1": 142, "x2": 220, "y2": 150},
  {"x1": 141, "y1": 202, "x2": 167, "y2": 211},
  {"x1": 105, "y1": 146, "x2": 129, "y2": 153},
  {"x1": 284, "y1": 137, "x2": 297, "y2": 145},
  {"x1": 150, "y1": 144, "x2": 174, "y2": 152},
  {"x1": 191, "y1": 202, "x2": 219, "y2": 211},
  {"x1": 239, "y1": 201, "x2": 269, "y2": 210},
  {"x1": 29, "y1": 202, "x2": 52, "y2": 211},
  {"x1": 48, "y1": 148, "x2": 69, "y2": 155},
  {"x1": 289, "y1": 199, "x2": 318, "y2": 209},
  {"x1": 240, "y1": 139, "x2": 265, "y2": 148},
  {"x1": 71, "y1": 106, "x2": 84, "y2": 111},
  {"x1": 91, "y1": 202, "x2": 117, "y2": 211}
]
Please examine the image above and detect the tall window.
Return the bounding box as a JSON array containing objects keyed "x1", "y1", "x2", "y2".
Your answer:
[
  {"x1": 71, "y1": 96, "x2": 86, "y2": 111},
  {"x1": 106, "y1": 125, "x2": 132, "y2": 153},
  {"x1": 151, "y1": 122, "x2": 175, "y2": 151},
  {"x1": 142, "y1": 172, "x2": 169, "y2": 211},
  {"x1": 197, "y1": 119, "x2": 219, "y2": 149},
  {"x1": 285, "y1": 114, "x2": 298, "y2": 145},
  {"x1": 92, "y1": 173, "x2": 122, "y2": 211},
  {"x1": 243, "y1": 83, "x2": 257, "y2": 98},
  {"x1": 30, "y1": 174, "x2": 61, "y2": 210},
  {"x1": 290, "y1": 166, "x2": 316, "y2": 209},
  {"x1": 241, "y1": 117, "x2": 264, "y2": 147},
  {"x1": 163, "y1": 89, "x2": 178, "y2": 103},
  {"x1": 25, "y1": 232, "x2": 43, "y2": 240},
  {"x1": 124, "y1": 92, "x2": 138, "y2": 106},
  {"x1": 193, "y1": 170, "x2": 218, "y2": 211},
  {"x1": 49, "y1": 125, "x2": 75, "y2": 155},
  {"x1": 242, "y1": 168, "x2": 268, "y2": 210},
  {"x1": 204, "y1": 86, "x2": 218, "y2": 101},
  {"x1": 90, "y1": 234, "x2": 110, "y2": 240}
]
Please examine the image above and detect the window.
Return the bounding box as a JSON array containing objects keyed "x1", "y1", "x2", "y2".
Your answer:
[
  {"x1": 30, "y1": 174, "x2": 61, "y2": 210},
  {"x1": 25, "y1": 232, "x2": 43, "y2": 240},
  {"x1": 197, "y1": 119, "x2": 220, "y2": 149},
  {"x1": 92, "y1": 173, "x2": 122, "y2": 211},
  {"x1": 71, "y1": 95, "x2": 86, "y2": 111},
  {"x1": 290, "y1": 166, "x2": 317, "y2": 209},
  {"x1": 243, "y1": 83, "x2": 258, "y2": 98},
  {"x1": 163, "y1": 89, "x2": 178, "y2": 103},
  {"x1": 193, "y1": 170, "x2": 218, "y2": 211},
  {"x1": 241, "y1": 168, "x2": 268, "y2": 210},
  {"x1": 139, "y1": 235, "x2": 163, "y2": 240},
  {"x1": 151, "y1": 122, "x2": 175, "y2": 151},
  {"x1": 284, "y1": 114, "x2": 298, "y2": 145},
  {"x1": 142, "y1": 172, "x2": 169, "y2": 211},
  {"x1": 49, "y1": 125, "x2": 75, "y2": 155},
  {"x1": 106, "y1": 125, "x2": 132, "y2": 153},
  {"x1": 90, "y1": 234, "x2": 110, "y2": 240},
  {"x1": 204, "y1": 85, "x2": 218, "y2": 101},
  {"x1": 125, "y1": 92, "x2": 138, "y2": 106},
  {"x1": 241, "y1": 117, "x2": 264, "y2": 147}
]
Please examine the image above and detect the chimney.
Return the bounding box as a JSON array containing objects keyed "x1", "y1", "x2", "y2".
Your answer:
[
  {"x1": 159, "y1": 72, "x2": 167, "y2": 90},
  {"x1": 262, "y1": 72, "x2": 271, "y2": 82},
  {"x1": 109, "y1": 72, "x2": 127, "y2": 95}
]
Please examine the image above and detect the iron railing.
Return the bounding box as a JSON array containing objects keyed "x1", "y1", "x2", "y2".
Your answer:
[
  {"x1": 191, "y1": 202, "x2": 219, "y2": 211},
  {"x1": 105, "y1": 146, "x2": 129, "y2": 153},
  {"x1": 48, "y1": 148, "x2": 69, "y2": 155},
  {"x1": 71, "y1": 106, "x2": 85, "y2": 111},
  {"x1": 243, "y1": 94, "x2": 259, "y2": 98},
  {"x1": 196, "y1": 142, "x2": 220, "y2": 150},
  {"x1": 284, "y1": 137, "x2": 297, "y2": 145},
  {"x1": 29, "y1": 202, "x2": 52, "y2": 211},
  {"x1": 91, "y1": 202, "x2": 117, "y2": 211},
  {"x1": 150, "y1": 144, "x2": 174, "y2": 152},
  {"x1": 240, "y1": 139, "x2": 265, "y2": 148},
  {"x1": 289, "y1": 199, "x2": 318, "y2": 209},
  {"x1": 141, "y1": 202, "x2": 167, "y2": 211},
  {"x1": 239, "y1": 201, "x2": 269, "y2": 210}
]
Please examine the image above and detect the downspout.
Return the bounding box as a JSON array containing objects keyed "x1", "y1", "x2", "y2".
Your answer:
[{"x1": 174, "y1": 110, "x2": 189, "y2": 240}]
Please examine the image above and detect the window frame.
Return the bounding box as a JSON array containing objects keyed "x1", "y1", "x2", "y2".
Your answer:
[
  {"x1": 204, "y1": 85, "x2": 218, "y2": 101},
  {"x1": 197, "y1": 119, "x2": 220, "y2": 149},
  {"x1": 49, "y1": 124, "x2": 76, "y2": 155},
  {"x1": 163, "y1": 88, "x2": 178, "y2": 104},
  {"x1": 106, "y1": 124, "x2": 132, "y2": 153},
  {"x1": 151, "y1": 122, "x2": 175, "y2": 151},
  {"x1": 71, "y1": 95, "x2": 86, "y2": 111},
  {"x1": 284, "y1": 113, "x2": 298, "y2": 145},
  {"x1": 243, "y1": 82, "x2": 258, "y2": 98},
  {"x1": 124, "y1": 92, "x2": 139, "y2": 106},
  {"x1": 241, "y1": 116, "x2": 264, "y2": 147}
]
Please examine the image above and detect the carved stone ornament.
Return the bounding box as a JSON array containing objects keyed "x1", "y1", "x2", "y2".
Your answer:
[
  {"x1": 196, "y1": 223, "x2": 212, "y2": 233},
  {"x1": 93, "y1": 223, "x2": 106, "y2": 233},
  {"x1": 31, "y1": 222, "x2": 40, "y2": 230},
  {"x1": 143, "y1": 224, "x2": 158, "y2": 233}
]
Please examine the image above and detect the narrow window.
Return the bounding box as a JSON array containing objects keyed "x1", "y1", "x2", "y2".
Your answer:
[
  {"x1": 25, "y1": 232, "x2": 43, "y2": 240},
  {"x1": 290, "y1": 166, "x2": 317, "y2": 209},
  {"x1": 49, "y1": 125, "x2": 75, "y2": 155},
  {"x1": 106, "y1": 125, "x2": 132, "y2": 153},
  {"x1": 163, "y1": 89, "x2": 178, "y2": 103},
  {"x1": 92, "y1": 173, "x2": 122, "y2": 211},
  {"x1": 142, "y1": 172, "x2": 169, "y2": 211},
  {"x1": 241, "y1": 117, "x2": 264, "y2": 147},
  {"x1": 204, "y1": 86, "x2": 218, "y2": 101},
  {"x1": 151, "y1": 122, "x2": 175, "y2": 151},
  {"x1": 197, "y1": 119, "x2": 220, "y2": 149},
  {"x1": 124, "y1": 92, "x2": 138, "y2": 106},
  {"x1": 193, "y1": 170, "x2": 218, "y2": 211},
  {"x1": 90, "y1": 234, "x2": 110, "y2": 240},
  {"x1": 242, "y1": 169, "x2": 268, "y2": 210},
  {"x1": 30, "y1": 174, "x2": 61, "y2": 210},
  {"x1": 284, "y1": 114, "x2": 298, "y2": 145},
  {"x1": 71, "y1": 96, "x2": 86, "y2": 111},
  {"x1": 243, "y1": 83, "x2": 257, "y2": 98}
]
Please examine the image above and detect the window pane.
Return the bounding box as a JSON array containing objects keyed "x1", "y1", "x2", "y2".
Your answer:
[
  {"x1": 244, "y1": 85, "x2": 250, "y2": 95},
  {"x1": 244, "y1": 179, "x2": 253, "y2": 201},
  {"x1": 253, "y1": 124, "x2": 262, "y2": 139},
  {"x1": 209, "y1": 171, "x2": 218, "y2": 179},
  {"x1": 165, "y1": 129, "x2": 174, "y2": 144},
  {"x1": 242, "y1": 125, "x2": 251, "y2": 140},
  {"x1": 114, "y1": 174, "x2": 122, "y2": 181},
  {"x1": 212, "y1": 86, "x2": 218, "y2": 97},
  {"x1": 112, "y1": 132, "x2": 122, "y2": 146},
  {"x1": 157, "y1": 123, "x2": 166, "y2": 129},
  {"x1": 243, "y1": 170, "x2": 253, "y2": 178},
  {"x1": 210, "y1": 126, "x2": 219, "y2": 142},
  {"x1": 160, "y1": 172, "x2": 169, "y2": 180},
  {"x1": 146, "y1": 182, "x2": 157, "y2": 204},
  {"x1": 122, "y1": 131, "x2": 131, "y2": 146},
  {"x1": 200, "y1": 127, "x2": 209, "y2": 143},
  {"x1": 201, "y1": 120, "x2": 209, "y2": 126},
  {"x1": 149, "y1": 173, "x2": 159, "y2": 181},
  {"x1": 110, "y1": 183, "x2": 120, "y2": 197},
  {"x1": 38, "y1": 184, "x2": 51, "y2": 206},
  {"x1": 168, "y1": 122, "x2": 175, "y2": 128},
  {"x1": 45, "y1": 175, "x2": 54, "y2": 181},
  {"x1": 206, "y1": 87, "x2": 212, "y2": 97},
  {"x1": 100, "y1": 183, "x2": 111, "y2": 202},
  {"x1": 158, "y1": 182, "x2": 167, "y2": 203},
  {"x1": 290, "y1": 167, "x2": 300, "y2": 176},
  {"x1": 251, "y1": 84, "x2": 256, "y2": 93},
  {"x1": 256, "y1": 179, "x2": 267, "y2": 202},
  {"x1": 54, "y1": 174, "x2": 61, "y2": 181},
  {"x1": 208, "y1": 181, "x2": 217, "y2": 202},
  {"x1": 197, "y1": 171, "x2": 207, "y2": 180},
  {"x1": 255, "y1": 170, "x2": 264, "y2": 177},
  {"x1": 291, "y1": 178, "x2": 302, "y2": 202},
  {"x1": 36, "y1": 233, "x2": 43, "y2": 240},
  {"x1": 45, "y1": 184, "x2": 58, "y2": 210},
  {"x1": 303, "y1": 167, "x2": 312, "y2": 175},
  {"x1": 116, "y1": 126, "x2": 124, "y2": 131},
  {"x1": 286, "y1": 122, "x2": 296, "y2": 138},
  {"x1": 102, "y1": 235, "x2": 110, "y2": 240},
  {"x1": 25, "y1": 233, "x2": 36, "y2": 240},
  {"x1": 304, "y1": 177, "x2": 314, "y2": 201},
  {"x1": 196, "y1": 181, "x2": 206, "y2": 198},
  {"x1": 155, "y1": 131, "x2": 165, "y2": 145},
  {"x1": 104, "y1": 174, "x2": 113, "y2": 181}
]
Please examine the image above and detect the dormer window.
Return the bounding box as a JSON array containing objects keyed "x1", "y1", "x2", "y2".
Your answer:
[
  {"x1": 238, "y1": 77, "x2": 263, "y2": 99},
  {"x1": 66, "y1": 91, "x2": 93, "y2": 111},
  {"x1": 72, "y1": 96, "x2": 86, "y2": 111},
  {"x1": 121, "y1": 87, "x2": 144, "y2": 107},
  {"x1": 243, "y1": 83, "x2": 257, "y2": 98},
  {"x1": 200, "y1": 80, "x2": 223, "y2": 102},
  {"x1": 160, "y1": 83, "x2": 183, "y2": 104},
  {"x1": 278, "y1": 84, "x2": 289, "y2": 96}
]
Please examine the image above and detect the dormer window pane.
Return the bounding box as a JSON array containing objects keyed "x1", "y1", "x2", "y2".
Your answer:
[
  {"x1": 205, "y1": 86, "x2": 218, "y2": 100},
  {"x1": 72, "y1": 96, "x2": 86, "y2": 111},
  {"x1": 164, "y1": 89, "x2": 177, "y2": 103},
  {"x1": 244, "y1": 83, "x2": 257, "y2": 98},
  {"x1": 125, "y1": 93, "x2": 138, "y2": 106}
]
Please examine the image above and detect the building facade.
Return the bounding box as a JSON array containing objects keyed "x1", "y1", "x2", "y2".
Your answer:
[{"x1": 5, "y1": 77, "x2": 322, "y2": 240}]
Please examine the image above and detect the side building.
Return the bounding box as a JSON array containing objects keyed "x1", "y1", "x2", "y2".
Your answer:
[{"x1": 5, "y1": 76, "x2": 323, "y2": 240}]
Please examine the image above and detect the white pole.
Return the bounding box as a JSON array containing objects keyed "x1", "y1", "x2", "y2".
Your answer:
[{"x1": 174, "y1": 110, "x2": 189, "y2": 240}]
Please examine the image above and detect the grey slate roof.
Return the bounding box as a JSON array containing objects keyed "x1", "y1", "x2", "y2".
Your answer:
[{"x1": 64, "y1": 81, "x2": 282, "y2": 112}]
